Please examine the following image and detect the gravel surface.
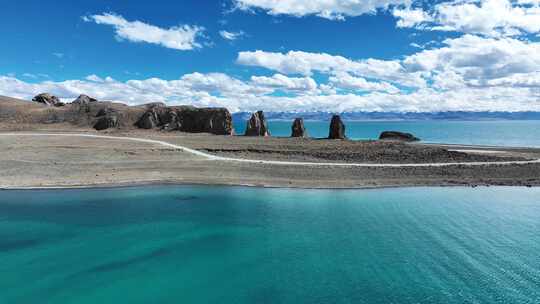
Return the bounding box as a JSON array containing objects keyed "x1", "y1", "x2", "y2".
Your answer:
[{"x1": 1, "y1": 130, "x2": 540, "y2": 189}]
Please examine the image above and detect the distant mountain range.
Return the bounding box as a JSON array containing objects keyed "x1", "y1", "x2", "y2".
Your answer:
[{"x1": 233, "y1": 111, "x2": 540, "y2": 122}]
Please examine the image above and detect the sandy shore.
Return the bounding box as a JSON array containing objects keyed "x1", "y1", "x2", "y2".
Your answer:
[{"x1": 1, "y1": 130, "x2": 540, "y2": 189}]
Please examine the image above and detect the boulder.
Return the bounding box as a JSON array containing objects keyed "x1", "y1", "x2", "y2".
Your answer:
[
  {"x1": 245, "y1": 111, "x2": 270, "y2": 136},
  {"x1": 379, "y1": 131, "x2": 420, "y2": 142},
  {"x1": 328, "y1": 115, "x2": 346, "y2": 139},
  {"x1": 94, "y1": 114, "x2": 118, "y2": 131},
  {"x1": 32, "y1": 93, "x2": 64, "y2": 107},
  {"x1": 291, "y1": 118, "x2": 308, "y2": 138},
  {"x1": 72, "y1": 94, "x2": 97, "y2": 105}
]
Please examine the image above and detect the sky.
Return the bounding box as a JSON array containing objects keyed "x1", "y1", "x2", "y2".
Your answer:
[{"x1": 1, "y1": 0, "x2": 540, "y2": 113}]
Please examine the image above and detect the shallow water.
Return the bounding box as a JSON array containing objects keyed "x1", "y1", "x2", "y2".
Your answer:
[
  {"x1": 1, "y1": 186, "x2": 539, "y2": 303},
  {"x1": 234, "y1": 120, "x2": 540, "y2": 147}
]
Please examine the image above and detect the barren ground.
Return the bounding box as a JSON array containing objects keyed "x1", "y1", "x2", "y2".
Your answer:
[{"x1": 1, "y1": 129, "x2": 540, "y2": 189}]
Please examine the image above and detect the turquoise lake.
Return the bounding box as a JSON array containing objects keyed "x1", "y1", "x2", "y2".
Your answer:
[
  {"x1": 234, "y1": 120, "x2": 540, "y2": 147},
  {"x1": 1, "y1": 186, "x2": 539, "y2": 303}
]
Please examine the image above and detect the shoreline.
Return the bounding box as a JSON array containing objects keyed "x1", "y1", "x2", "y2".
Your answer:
[{"x1": 1, "y1": 180, "x2": 538, "y2": 191}]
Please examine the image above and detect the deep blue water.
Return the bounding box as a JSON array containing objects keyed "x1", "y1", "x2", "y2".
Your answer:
[
  {"x1": 1, "y1": 186, "x2": 539, "y2": 303},
  {"x1": 234, "y1": 120, "x2": 540, "y2": 147}
]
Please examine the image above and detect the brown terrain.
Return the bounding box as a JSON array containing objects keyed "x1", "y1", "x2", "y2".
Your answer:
[{"x1": 1, "y1": 94, "x2": 540, "y2": 189}]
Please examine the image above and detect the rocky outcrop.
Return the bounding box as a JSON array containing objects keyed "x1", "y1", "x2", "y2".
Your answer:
[
  {"x1": 291, "y1": 118, "x2": 307, "y2": 138},
  {"x1": 94, "y1": 114, "x2": 118, "y2": 131},
  {"x1": 245, "y1": 111, "x2": 270, "y2": 136},
  {"x1": 328, "y1": 115, "x2": 346, "y2": 139},
  {"x1": 135, "y1": 106, "x2": 234, "y2": 135},
  {"x1": 72, "y1": 94, "x2": 97, "y2": 105},
  {"x1": 136, "y1": 107, "x2": 161, "y2": 129},
  {"x1": 32, "y1": 93, "x2": 64, "y2": 107},
  {"x1": 379, "y1": 131, "x2": 420, "y2": 142},
  {"x1": 93, "y1": 108, "x2": 119, "y2": 131}
]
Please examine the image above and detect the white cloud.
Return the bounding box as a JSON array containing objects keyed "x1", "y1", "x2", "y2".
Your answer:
[
  {"x1": 237, "y1": 50, "x2": 427, "y2": 87},
  {"x1": 85, "y1": 74, "x2": 104, "y2": 82},
  {"x1": 219, "y1": 30, "x2": 245, "y2": 40},
  {"x1": 2, "y1": 69, "x2": 540, "y2": 113},
  {"x1": 403, "y1": 34, "x2": 540, "y2": 88},
  {"x1": 237, "y1": 34, "x2": 540, "y2": 92},
  {"x1": 250, "y1": 74, "x2": 319, "y2": 93},
  {"x1": 2, "y1": 73, "x2": 540, "y2": 112},
  {"x1": 485, "y1": 72, "x2": 540, "y2": 87},
  {"x1": 83, "y1": 13, "x2": 205, "y2": 50},
  {"x1": 52, "y1": 52, "x2": 64, "y2": 59},
  {"x1": 329, "y1": 73, "x2": 400, "y2": 93},
  {"x1": 395, "y1": 0, "x2": 540, "y2": 37},
  {"x1": 392, "y1": 8, "x2": 432, "y2": 28},
  {"x1": 233, "y1": 0, "x2": 412, "y2": 20}
]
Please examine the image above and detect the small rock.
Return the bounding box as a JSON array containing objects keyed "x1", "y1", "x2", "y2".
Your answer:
[
  {"x1": 245, "y1": 111, "x2": 270, "y2": 136},
  {"x1": 291, "y1": 118, "x2": 308, "y2": 138},
  {"x1": 328, "y1": 115, "x2": 346, "y2": 139},
  {"x1": 379, "y1": 131, "x2": 420, "y2": 142}
]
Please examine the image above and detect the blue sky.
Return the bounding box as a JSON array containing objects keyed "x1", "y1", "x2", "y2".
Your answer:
[{"x1": 1, "y1": 0, "x2": 540, "y2": 112}]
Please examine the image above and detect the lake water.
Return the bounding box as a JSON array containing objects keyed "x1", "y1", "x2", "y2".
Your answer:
[
  {"x1": 1, "y1": 186, "x2": 539, "y2": 303},
  {"x1": 234, "y1": 120, "x2": 540, "y2": 147}
]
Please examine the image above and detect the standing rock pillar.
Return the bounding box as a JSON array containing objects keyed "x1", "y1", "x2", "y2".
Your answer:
[
  {"x1": 291, "y1": 118, "x2": 308, "y2": 138},
  {"x1": 245, "y1": 111, "x2": 270, "y2": 136},
  {"x1": 328, "y1": 115, "x2": 346, "y2": 139}
]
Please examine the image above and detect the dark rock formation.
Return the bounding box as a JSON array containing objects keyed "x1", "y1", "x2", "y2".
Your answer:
[
  {"x1": 136, "y1": 107, "x2": 160, "y2": 129},
  {"x1": 328, "y1": 115, "x2": 346, "y2": 139},
  {"x1": 135, "y1": 106, "x2": 234, "y2": 135},
  {"x1": 291, "y1": 118, "x2": 307, "y2": 138},
  {"x1": 72, "y1": 94, "x2": 97, "y2": 105},
  {"x1": 379, "y1": 131, "x2": 420, "y2": 142},
  {"x1": 93, "y1": 107, "x2": 119, "y2": 131},
  {"x1": 94, "y1": 114, "x2": 118, "y2": 131},
  {"x1": 32, "y1": 93, "x2": 64, "y2": 107},
  {"x1": 245, "y1": 111, "x2": 270, "y2": 136}
]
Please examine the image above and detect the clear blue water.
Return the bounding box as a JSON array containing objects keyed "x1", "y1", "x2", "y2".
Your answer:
[
  {"x1": 1, "y1": 186, "x2": 540, "y2": 303},
  {"x1": 234, "y1": 120, "x2": 540, "y2": 147}
]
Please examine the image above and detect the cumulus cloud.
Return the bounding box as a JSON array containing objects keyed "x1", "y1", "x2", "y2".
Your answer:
[
  {"x1": 3, "y1": 68, "x2": 540, "y2": 113},
  {"x1": 219, "y1": 30, "x2": 245, "y2": 40},
  {"x1": 237, "y1": 50, "x2": 427, "y2": 87},
  {"x1": 393, "y1": 8, "x2": 432, "y2": 28},
  {"x1": 83, "y1": 13, "x2": 205, "y2": 50},
  {"x1": 329, "y1": 73, "x2": 400, "y2": 93},
  {"x1": 233, "y1": 0, "x2": 412, "y2": 20},
  {"x1": 403, "y1": 34, "x2": 540, "y2": 88},
  {"x1": 394, "y1": 0, "x2": 540, "y2": 37},
  {"x1": 250, "y1": 74, "x2": 319, "y2": 93}
]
